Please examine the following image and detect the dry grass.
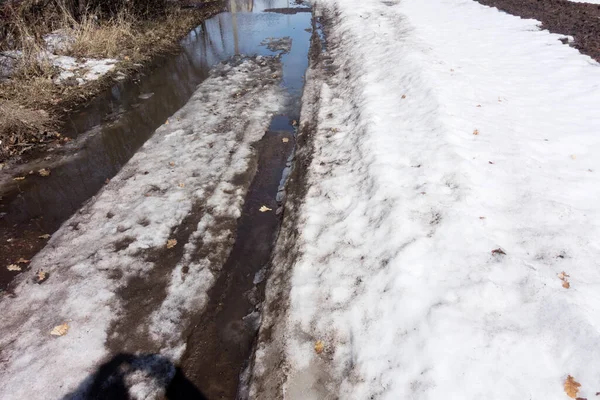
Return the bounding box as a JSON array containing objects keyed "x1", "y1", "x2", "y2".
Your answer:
[
  {"x1": 0, "y1": 100, "x2": 56, "y2": 159},
  {"x1": 0, "y1": 0, "x2": 223, "y2": 162}
]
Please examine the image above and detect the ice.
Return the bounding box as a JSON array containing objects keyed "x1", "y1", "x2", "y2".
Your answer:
[
  {"x1": 0, "y1": 55, "x2": 285, "y2": 400},
  {"x1": 252, "y1": 0, "x2": 600, "y2": 399}
]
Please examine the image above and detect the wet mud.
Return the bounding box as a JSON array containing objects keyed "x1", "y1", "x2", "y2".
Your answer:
[
  {"x1": 174, "y1": 124, "x2": 294, "y2": 399},
  {"x1": 475, "y1": 0, "x2": 600, "y2": 62}
]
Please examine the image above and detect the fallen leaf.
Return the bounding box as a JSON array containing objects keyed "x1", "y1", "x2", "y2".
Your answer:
[
  {"x1": 259, "y1": 205, "x2": 272, "y2": 213},
  {"x1": 39, "y1": 234, "x2": 51, "y2": 239},
  {"x1": 488, "y1": 161, "x2": 495, "y2": 165},
  {"x1": 7, "y1": 264, "x2": 21, "y2": 271},
  {"x1": 17, "y1": 258, "x2": 30, "y2": 264},
  {"x1": 479, "y1": 216, "x2": 486, "y2": 220},
  {"x1": 563, "y1": 281, "x2": 571, "y2": 289},
  {"x1": 36, "y1": 270, "x2": 48, "y2": 283},
  {"x1": 558, "y1": 271, "x2": 570, "y2": 281},
  {"x1": 282, "y1": 138, "x2": 289, "y2": 143},
  {"x1": 13, "y1": 176, "x2": 25, "y2": 181},
  {"x1": 491, "y1": 248, "x2": 506, "y2": 255},
  {"x1": 38, "y1": 168, "x2": 51, "y2": 177},
  {"x1": 565, "y1": 375, "x2": 581, "y2": 399},
  {"x1": 166, "y1": 239, "x2": 177, "y2": 249},
  {"x1": 401, "y1": 94, "x2": 406, "y2": 99},
  {"x1": 314, "y1": 340, "x2": 324, "y2": 354},
  {"x1": 50, "y1": 323, "x2": 69, "y2": 336},
  {"x1": 476, "y1": 104, "x2": 481, "y2": 107},
  {"x1": 169, "y1": 162, "x2": 175, "y2": 166},
  {"x1": 473, "y1": 129, "x2": 479, "y2": 136},
  {"x1": 165, "y1": 120, "x2": 169, "y2": 125},
  {"x1": 292, "y1": 120, "x2": 298, "y2": 126},
  {"x1": 178, "y1": 183, "x2": 185, "y2": 188}
]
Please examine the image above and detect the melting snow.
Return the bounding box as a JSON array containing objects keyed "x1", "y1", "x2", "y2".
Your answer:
[
  {"x1": 253, "y1": 0, "x2": 600, "y2": 399},
  {"x1": 0, "y1": 55, "x2": 285, "y2": 400}
]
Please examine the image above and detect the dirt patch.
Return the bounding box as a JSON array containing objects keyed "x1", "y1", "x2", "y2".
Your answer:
[{"x1": 475, "y1": 0, "x2": 600, "y2": 62}]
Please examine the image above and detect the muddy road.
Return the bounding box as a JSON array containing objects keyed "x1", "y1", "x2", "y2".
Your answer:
[{"x1": 0, "y1": 0, "x2": 315, "y2": 398}]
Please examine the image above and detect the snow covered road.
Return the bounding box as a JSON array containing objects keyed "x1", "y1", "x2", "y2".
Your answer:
[
  {"x1": 0, "y1": 56, "x2": 285, "y2": 400},
  {"x1": 252, "y1": 0, "x2": 600, "y2": 399}
]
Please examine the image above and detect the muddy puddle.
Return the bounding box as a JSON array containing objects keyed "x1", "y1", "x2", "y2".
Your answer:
[{"x1": 0, "y1": 0, "x2": 312, "y2": 292}]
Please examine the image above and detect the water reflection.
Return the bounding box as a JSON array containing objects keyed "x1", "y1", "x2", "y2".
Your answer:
[{"x1": 0, "y1": 0, "x2": 311, "y2": 246}]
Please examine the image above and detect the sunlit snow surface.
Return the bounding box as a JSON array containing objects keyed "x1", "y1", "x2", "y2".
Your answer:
[
  {"x1": 253, "y1": 0, "x2": 600, "y2": 399},
  {"x1": 0, "y1": 56, "x2": 284, "y2": 400}
]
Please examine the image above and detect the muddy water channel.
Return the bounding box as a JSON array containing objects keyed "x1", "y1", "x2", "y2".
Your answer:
[{"x1": 0, "y1": 0, "x2": 312, "y2": 292}]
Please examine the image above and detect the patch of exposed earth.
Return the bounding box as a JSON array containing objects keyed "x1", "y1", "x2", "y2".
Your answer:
[{"x1": 474, "y1": 0, "x2": 600, "y2": 62}]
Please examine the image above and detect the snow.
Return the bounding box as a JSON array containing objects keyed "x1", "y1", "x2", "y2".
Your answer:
[
  {"x1": 51, "y1": 55, "x2": 117, "y2": 85},
  {"x1": 252, "y1": 0, "x2": 600, "y2": 399},
  {"x1": 0, "y1": 55, "x2": 285, "y2": 400},
  {"x1": 568, "y1": 0, "x2": 600, "y2": 3}
]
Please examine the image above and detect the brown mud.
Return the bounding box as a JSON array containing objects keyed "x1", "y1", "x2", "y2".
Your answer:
[
  {"x1": 171, "y1": 124, "x2": 294, "y2": 399},
  {"x1": 475, "y1": 0, "x2": 600, "y2": 62}
]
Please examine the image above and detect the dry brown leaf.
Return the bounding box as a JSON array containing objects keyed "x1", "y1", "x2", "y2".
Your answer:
[
  {"x1": 165, "y1": 120, "x2": 169, "y2": 125},
  {"x1": 13, "y1": 176, "x2": 25, "y2": 181},
  {"x1": 38, "y1": 168, "x2": 51, "y2": 177},
  {"x1": 36, "y1": 270, "x2": 48, "y2": 283},
  {"x1": 178, "y1": 183, "x2": 185, "y2": 188},
  {"x1": 401, "y1": 94, "x2": 406, "y2": 99},
  {"x1": 314, "y1": 340, "x2": 324, "y2": 354},
  {"x1": 166, "y1": 239, "x2": 177, "y2": 249},
  {"x1": 7, "y1": 264, "x2": 21, "y2": 271},
  {"x1": 563, "y1": 281, "x2": 571, "y2": 289},
  {"x1": 39, "y1": 234, "x2": 51, "y2": 239},
  {"x1": 50, "y1": 323, "x2": 69, "y2": 337},
  {"x1": 491, "y1": 248, "x2": 506, "y2": 255},
  {"x1": 169, "y1": 162, "x2": 175, "y2": 167},
  {"x1": 558, "y1": 271, "x2": 570, "y2": 281},
  {"x1": 17, "y1": 258, "x2": 30, "y2": 264},
  {"x1": 564, "y1": 375, "x2": 581, "y2": 398},
  {"x1": 476, "y1": 104, "x2": 481, "y2": 108},
  {"x1": 282, "y1": 138, "x2": 289, "y2": 143},
  {"x1": 259, "y1": 205, "x2": 272, "y2": 213},
  {"x1": 473, "y1": 129, "x2": 480, "y2": 136}
]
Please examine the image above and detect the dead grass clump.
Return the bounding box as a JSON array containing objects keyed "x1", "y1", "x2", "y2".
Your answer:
[
  {"x1": 0, "y1": 100, "x2": 56, "y2": 161},
  {"x1": 66, "y1": 13, "x2": 136, "y2": 59}
]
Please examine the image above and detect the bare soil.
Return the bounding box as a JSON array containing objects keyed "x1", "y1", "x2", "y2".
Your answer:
[{"x1": 475, "y1": 0, "x2": 600, "y2": 62}]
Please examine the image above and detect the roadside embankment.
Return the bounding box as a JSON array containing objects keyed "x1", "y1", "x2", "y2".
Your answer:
[{"x1": 0, "y1": 0, "x2": 223, "y2": 162}]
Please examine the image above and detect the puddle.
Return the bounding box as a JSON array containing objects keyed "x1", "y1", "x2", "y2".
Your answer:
[{"x1": 0, "y1": 0, "x2": 311, "y2": 290}]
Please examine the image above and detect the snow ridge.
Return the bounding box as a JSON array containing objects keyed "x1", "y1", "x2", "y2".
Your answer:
[{"x1": 253, "y1": 0, "x2": 600, "y2": 399}]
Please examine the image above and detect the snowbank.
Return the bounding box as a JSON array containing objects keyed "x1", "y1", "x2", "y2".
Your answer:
[
  {"x1": 252, "y1": 0, "x2": 600, "y2": 398},
  {"x1": 0, "y1": 31, "x2": 117, "y2": 84},
  {"x1": 0, "y1": 55, "x2": 284, "y2": 400}
]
